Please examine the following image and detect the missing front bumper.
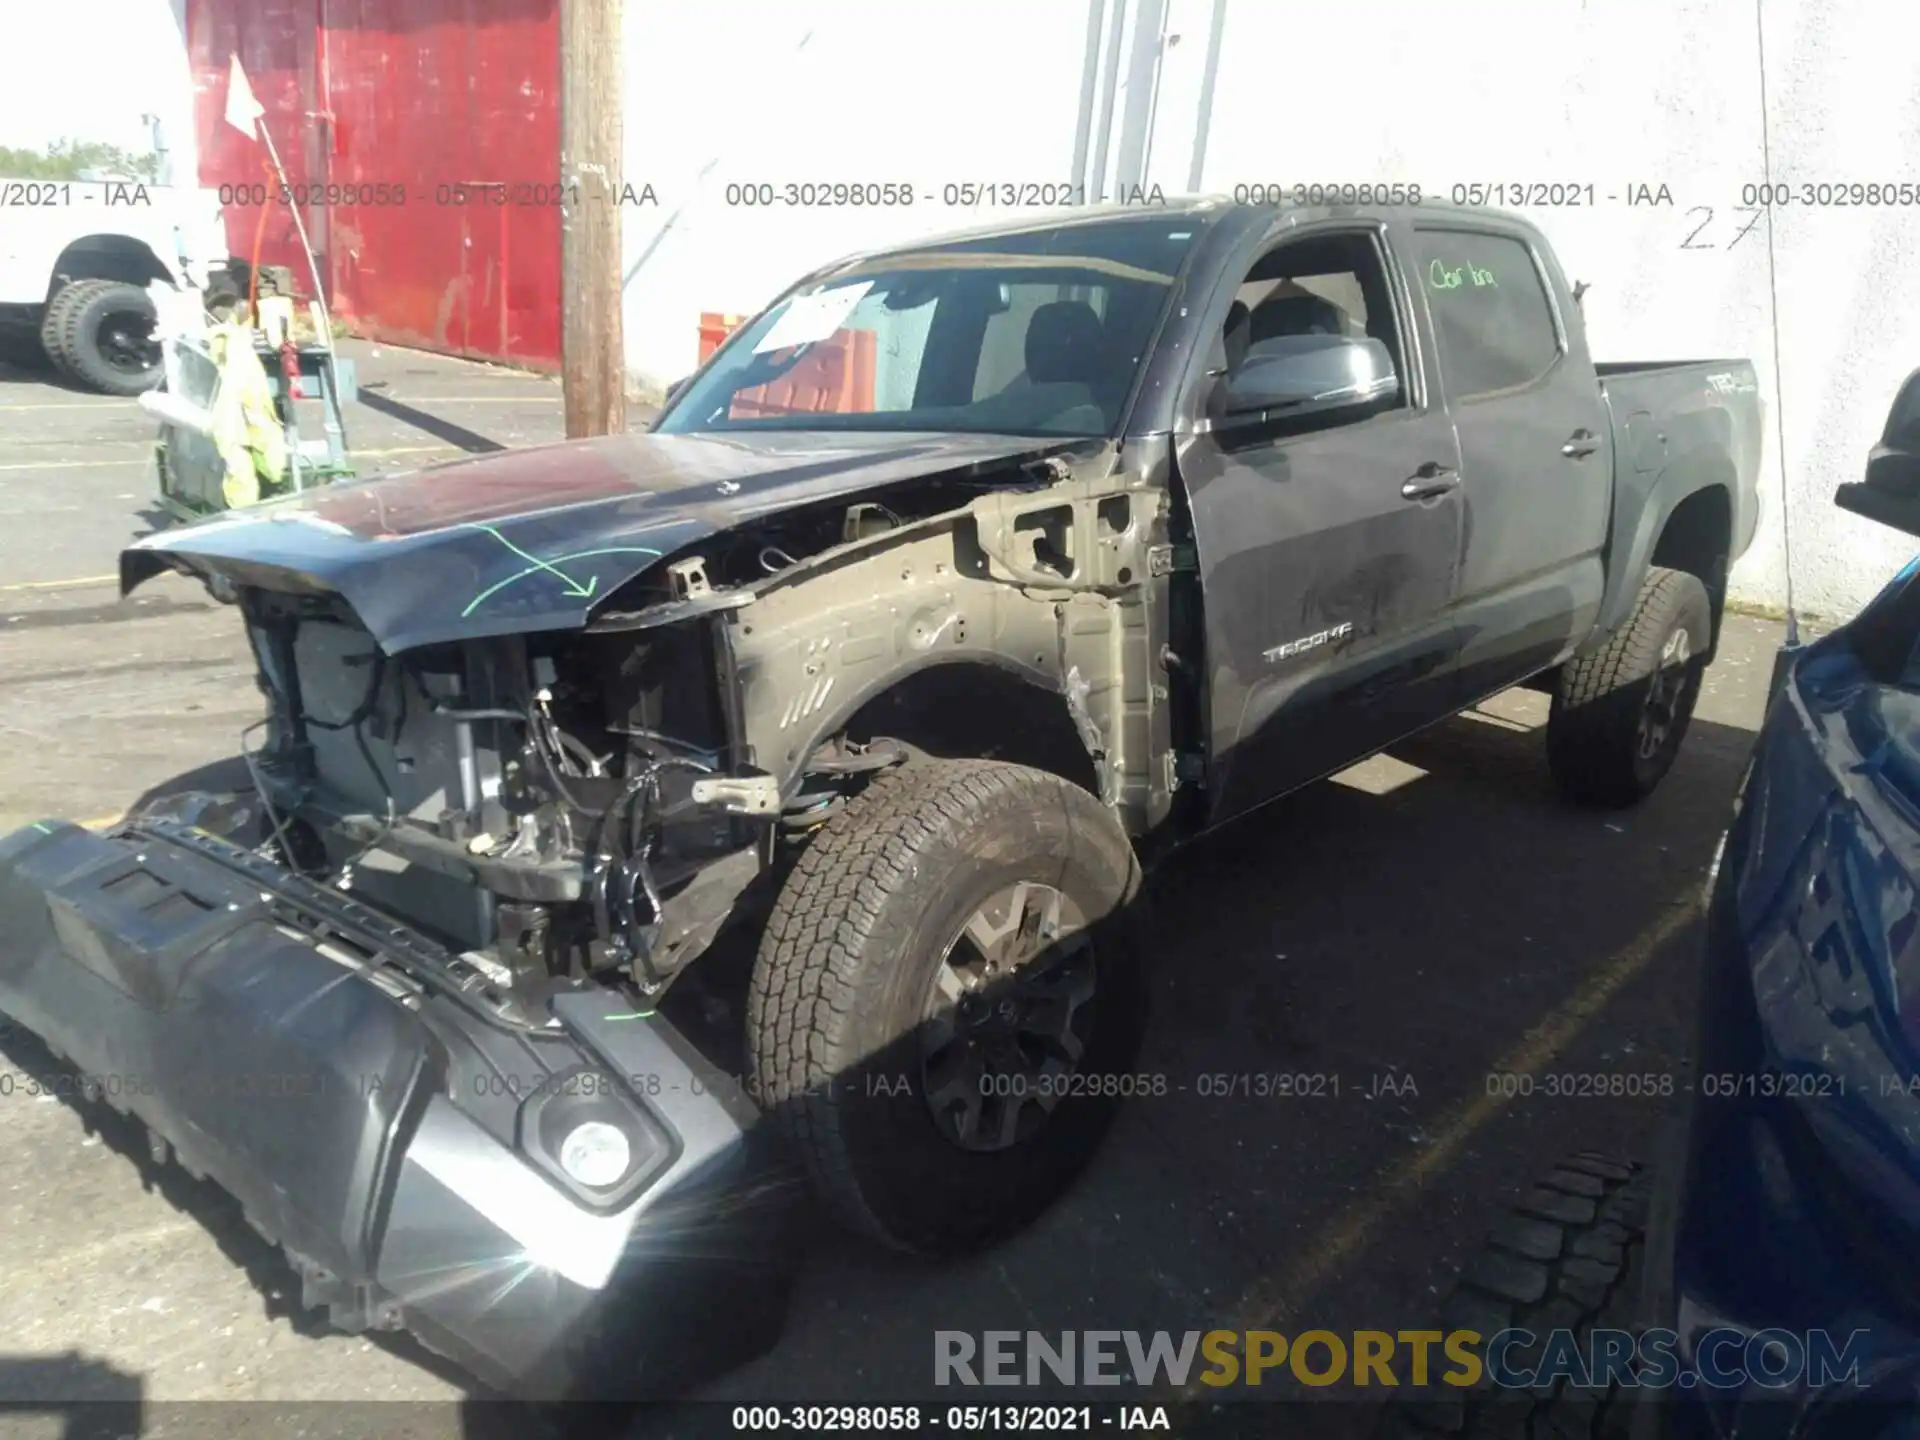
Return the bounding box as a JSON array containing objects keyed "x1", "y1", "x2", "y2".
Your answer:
[{"x1": 0, "y1": 819, "x2": 802, "y2": 1400}]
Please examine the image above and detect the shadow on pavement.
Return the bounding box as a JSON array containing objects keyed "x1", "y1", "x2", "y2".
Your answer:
[
  {"x1": 0, "y1": 1354, "x2": 143, "y2": 1439},
  {"x1": 355, "y1": 386, "x2": 508, "y2": 455}
]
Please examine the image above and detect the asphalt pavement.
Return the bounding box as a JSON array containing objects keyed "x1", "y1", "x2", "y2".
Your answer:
[{"x1": 0, "y1": 339, "x2": 1784, "y2": 1438}]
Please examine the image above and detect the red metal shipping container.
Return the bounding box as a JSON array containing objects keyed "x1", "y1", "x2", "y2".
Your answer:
[{"x1": 187, "y1": 0, "x2": 561, "y2": 366}]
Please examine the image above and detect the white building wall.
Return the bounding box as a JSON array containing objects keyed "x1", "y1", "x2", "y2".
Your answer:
[
  {"x1": 620, "y1": 0, "x2": 1920, "y2": 620},
  {"x1": 618, "y1": 0, "x2": 1098, "y2": 389}
]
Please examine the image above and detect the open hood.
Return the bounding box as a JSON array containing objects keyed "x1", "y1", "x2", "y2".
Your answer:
[{"x1": 125, "y1": 429, "x2": 1070, "y2": 653}]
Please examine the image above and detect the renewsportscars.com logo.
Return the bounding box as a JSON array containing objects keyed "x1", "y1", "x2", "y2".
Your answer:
[{"x1": 934, "y1": 1328, "x2": 1871, "y2": 1392}]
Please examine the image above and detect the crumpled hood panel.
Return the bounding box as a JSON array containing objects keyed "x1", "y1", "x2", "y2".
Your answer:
[{"x1": 124, "y1": 429, "x2": 1064, "y2": 653}]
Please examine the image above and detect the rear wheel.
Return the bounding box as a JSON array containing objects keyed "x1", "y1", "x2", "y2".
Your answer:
[
  {"x1": 43, "y1": 279, "x2": 163, "y2": 396},
  {"x1": 1547, "y1": 567, "x2": 1711, "y2": 808},
  {"x1": 746, "y1": 758, "x2": 1147, "y2": 1254}
]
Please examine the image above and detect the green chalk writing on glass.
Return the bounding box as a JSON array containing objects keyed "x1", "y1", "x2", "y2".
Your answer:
[{"x1": 1429, "y1": 258, "x2": 1497, "y2": 290}]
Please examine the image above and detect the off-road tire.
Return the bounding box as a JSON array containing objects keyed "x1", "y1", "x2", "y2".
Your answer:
[
  {"x1": 746, "y1": 758, "x2": 1147, "y2": 1255},
  {"x1": 1376, "y1": 1154, "x2": 1650, "y2": 1440},
  {"x1": 42, "y1": 278, "x2": 162, "y2": 396},
  {"x1": 38, "y1": 280, "x2": 98, "y2": 371},
  {"x1": 1547, "y1": 567, "x2": 1711, "y2": 808}
]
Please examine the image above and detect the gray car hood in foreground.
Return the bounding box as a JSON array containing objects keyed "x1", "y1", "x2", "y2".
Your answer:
[{"x1": 124, "y1": 429, "x2": 1069, "y2": 653}]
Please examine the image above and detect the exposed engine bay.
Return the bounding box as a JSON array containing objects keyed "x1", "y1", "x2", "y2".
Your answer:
[
  {"x1": 242, "y1": 586, "x2": 756, "y2": 1000},
  {"x1": 229, "y1": 449, "x2": 1169, "y2": 1021}
]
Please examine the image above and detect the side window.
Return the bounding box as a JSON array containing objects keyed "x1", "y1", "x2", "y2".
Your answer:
[
  {"x1": 1411, "y1": 229, "x2": 1561, "y2": 399},
  {"x1": 1212, "y1": 230, "x2": 1408, "y2": 435}
]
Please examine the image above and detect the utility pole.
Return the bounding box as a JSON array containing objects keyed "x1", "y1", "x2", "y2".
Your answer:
[{"x1": 559, "y1": 0, "x2": 626, "y2": 438}]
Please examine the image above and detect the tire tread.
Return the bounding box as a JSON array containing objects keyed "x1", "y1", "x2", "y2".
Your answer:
[
  {"x1": 39, "y1": 278, "x2": 112, "y2": 376},
  {"x1": 1376, "y1": 1154, "x2": 1649, "y2": 1439},
  {"x1": 747, "y1": 759, "x2": 1137, "y2": 1250},
  {"x1": 1547, "y1": 566, "x2": 1710, "y2": 807}
]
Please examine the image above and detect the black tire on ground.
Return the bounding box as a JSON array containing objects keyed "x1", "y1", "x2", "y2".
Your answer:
[
  {"x1": 37, "y1": 279, "x2": 99, "y2": 371},
  {"x1": 746, "y1": 757, "x2": 1148, "y2": 1255},
  {"x1": 1375, "y1": 1154, "x2": 1650, "y2": 1440},
  {"x1": 1547, "y1": 566, "x2": 1712, "y2": 808},
  {"x1": 43, "y1": 279, "x2": 163, "y2": 396}
]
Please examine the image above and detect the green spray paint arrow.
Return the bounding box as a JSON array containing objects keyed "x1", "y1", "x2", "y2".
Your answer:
[
  {"x1": 459, "y1": 531, "x2": 665, "y2": 618},
  {"x1": 466, "y1": 522, "x2": 599, "y2": 597}
]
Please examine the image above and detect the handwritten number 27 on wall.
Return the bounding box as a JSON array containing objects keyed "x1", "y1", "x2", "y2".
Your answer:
[{"x1": 1680, "y1": 205, "x2": 1766, "y2": 250}]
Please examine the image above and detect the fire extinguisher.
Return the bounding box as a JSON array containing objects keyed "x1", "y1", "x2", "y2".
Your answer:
[{"x1": 278, "y1": 339, "x2": 305, "y2": 402}]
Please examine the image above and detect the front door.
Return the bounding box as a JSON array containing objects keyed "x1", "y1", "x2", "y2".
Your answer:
[{"x1": 1178, "y1": 227, "x2": 1466, "y2": 828}]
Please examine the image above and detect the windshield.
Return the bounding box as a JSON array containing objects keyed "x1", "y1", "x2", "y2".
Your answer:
[{"x1": 654, "y1": 217, "x2": 1199, "y2": 439}]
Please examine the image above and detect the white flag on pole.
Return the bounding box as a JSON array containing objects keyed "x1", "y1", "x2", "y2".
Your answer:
[{"x1": 224, "y1": 55, "x2": 265, "y2": 138}]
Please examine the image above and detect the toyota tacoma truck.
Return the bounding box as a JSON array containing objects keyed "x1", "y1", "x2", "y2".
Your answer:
[{"x1": 0, "y1": 198, "x2": 1762, "y2": 1398}]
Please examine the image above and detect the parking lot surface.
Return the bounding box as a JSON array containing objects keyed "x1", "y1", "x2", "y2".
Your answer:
[{"x1": 0, "y1": 340, "x2": 1783, "y2": 1436}]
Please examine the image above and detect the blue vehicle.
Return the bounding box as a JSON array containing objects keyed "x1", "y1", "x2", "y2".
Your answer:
[{"x1": 1380, "y1": 370, "x2": 1920, "y2": 1439}]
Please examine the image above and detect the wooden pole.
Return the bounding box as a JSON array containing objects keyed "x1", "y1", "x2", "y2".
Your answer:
[{"x1": 559, "y1": 0, "x2": 626, "y2": 438}]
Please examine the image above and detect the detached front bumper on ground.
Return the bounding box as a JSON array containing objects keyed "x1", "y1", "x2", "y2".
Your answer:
[{"x1": 0, "y1": 814, "x2": 801, "y2": 1401}]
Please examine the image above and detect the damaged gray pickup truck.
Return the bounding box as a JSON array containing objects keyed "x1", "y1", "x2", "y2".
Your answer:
[{"x1": 0, "y1": 198, "x2": 1762, "y2": 1398}]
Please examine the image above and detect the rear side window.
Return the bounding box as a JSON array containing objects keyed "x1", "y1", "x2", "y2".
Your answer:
[{"x1": 1411, "y1": 229, "x2": 1561, "y2": 400}]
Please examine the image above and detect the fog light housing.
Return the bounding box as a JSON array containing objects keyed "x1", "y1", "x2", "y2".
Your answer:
[
  {"x1": 511, "y1": 1068, "x2": 675, "y2": 1211},
  {"x1": 560, "y1": 1120, "x2": 632, "y2": 1188}
]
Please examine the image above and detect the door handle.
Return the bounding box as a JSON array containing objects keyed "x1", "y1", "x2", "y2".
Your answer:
[
  {"x1": 1562, "y1": 430, "x2": 1600, "y2": 459},
  {"x1": 1401, "y1": 461, "x2": 1459, "y2": 500}
]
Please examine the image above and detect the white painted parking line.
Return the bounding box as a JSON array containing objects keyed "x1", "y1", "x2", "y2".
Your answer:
[{"x1": 0, "y1": 574, "x2": 118, "y2": 593}]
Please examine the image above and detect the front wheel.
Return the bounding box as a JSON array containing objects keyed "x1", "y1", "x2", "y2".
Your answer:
[
  {"x1": 1547, "y1": 567, "x2": 1712, "y2": 808},
  {"x1": 746, "y1": 758, "x2": 1147, "y2": 1254}
]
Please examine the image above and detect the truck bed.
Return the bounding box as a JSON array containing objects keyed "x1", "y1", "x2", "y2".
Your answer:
[
  {"x1": 1594, "y1": 359, "x2": 1749, "y2": 377},
  {"x1": 1595, "y1": 357, "x2": 1762, "y2": 457},
  {"x1": 1588, "y1": 356, "x2": 1766, "y2": 647}
]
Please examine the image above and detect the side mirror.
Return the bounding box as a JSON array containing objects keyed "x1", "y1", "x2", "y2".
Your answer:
[
  {"x1": 1217, "y1": 335, "x2": 1399, "y2": 423},
  {"x1": 1837, "y1": 367, "x2": 1920, "y2": 537},
  {"x1": 664, "y1": 375, "x2": 691, "y2": 405}
]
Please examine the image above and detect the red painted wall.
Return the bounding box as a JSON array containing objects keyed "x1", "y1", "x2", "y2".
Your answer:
[
  {"x1": 187, "y1": 0, "x2": 561, "y2": 367},
  {"x1": 188, "y1": 0, "x2": 320, "y2": 289}
]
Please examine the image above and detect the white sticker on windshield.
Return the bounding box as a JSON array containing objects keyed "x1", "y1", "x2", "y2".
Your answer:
[{"x1": 753, "y1": 281, "x2": 874, "y2": 354}]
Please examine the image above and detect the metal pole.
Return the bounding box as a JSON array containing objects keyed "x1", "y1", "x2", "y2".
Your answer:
[
  {"x1": 1070, "y1": 0, "x2": 1111, "y2": 200},
  {"x1": 1087, "y1": 0, "x2": 1130, "y2": 203},
  {"x1": 1187, "y1": 0, "x2": 1230, "y2": 192},
  {"x1": 257, "y1": 123, "x2": 333, "y2": 347}
]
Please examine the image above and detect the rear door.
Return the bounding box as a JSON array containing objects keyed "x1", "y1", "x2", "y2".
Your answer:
[
  {"x1": 1175, "y1": 222, "x2": 1466, "y2": 827},
  {"x1": 1402, "y1": 221, "x2": 1613, "y2": 702}
]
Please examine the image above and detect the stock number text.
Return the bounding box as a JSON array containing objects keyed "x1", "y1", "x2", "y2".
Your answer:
[
  {"x1": 1744, "y1": 181, "x2": 1920, "y2": 207},
  {"x1": 1234, "y1": 182, "x2": 1422, "y2": 206},
  {"x1": 725, "y1": 181, "x2": 915, "y2": 207}
]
